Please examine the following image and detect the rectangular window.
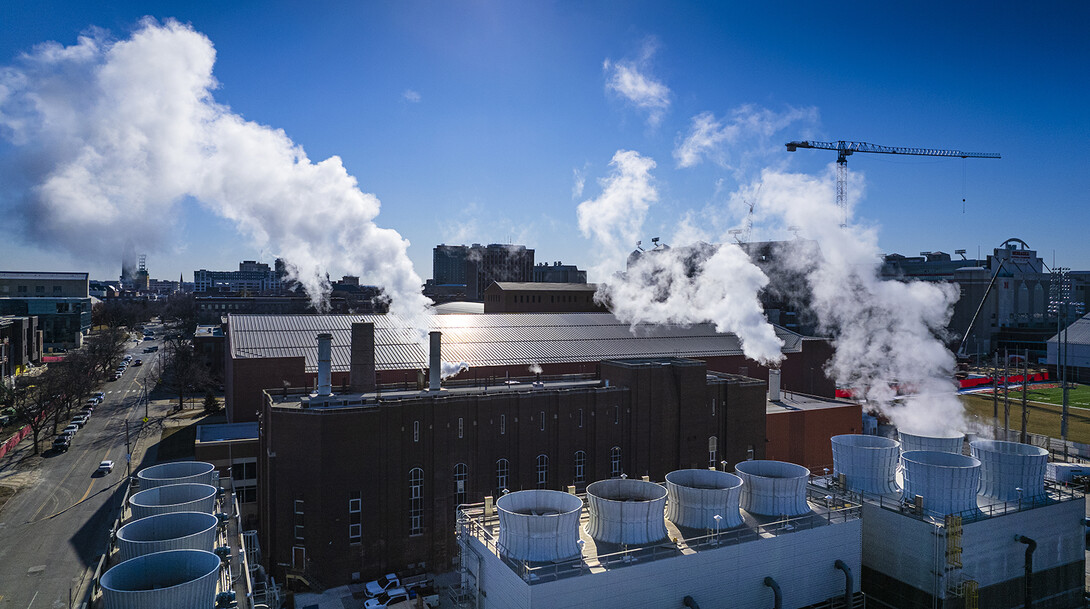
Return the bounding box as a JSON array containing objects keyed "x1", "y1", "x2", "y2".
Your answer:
[
  {"x1": 349, "y1": 490, "x2": 362, "y2": 543},
  {"x1": 232, "y1": 461, "x2": 257, "y2": 482},
  {"x1": 500, "y1": 414, "x2": 505, "y2": 435},
  {"x1": 458, "y1": 417, "x2": 464, "y2": 439},
  {"x1": 35, "y1": 285, "x2": 44, "y2": 293},
  {"x1": 294, "y1": 525, "x2": 305, "y2": 540},
  {"x1": 413, "y1": 420, "x2": 420, "y2": 442},
  {"x1": 578, "y1": 408, "x2": 583, "y2": 428},
  {"x1": 614, "y1": 405, "x2": 619, "y2": 425},
  {"x1": 540, "y1": 411, "x2": 545, "y2": 432},
  {"x1": 52, "y1": 286, "x2": 61, "y2": 293},
  {"x1": 237, "y1": 486, "x2": 257, "y2": 504},
  {"x1": 712, "y1": 398, "x2": 716, "y2": 417}
]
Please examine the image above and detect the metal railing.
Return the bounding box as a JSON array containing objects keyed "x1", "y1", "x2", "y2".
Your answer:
[{"x1": 458, "y1": 484, "x2": 862, "y2": 585}]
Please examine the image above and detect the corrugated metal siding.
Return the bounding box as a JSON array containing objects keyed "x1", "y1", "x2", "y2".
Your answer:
[{"x1": 228, "y1": 313, "x2": 807, "y2": 372}]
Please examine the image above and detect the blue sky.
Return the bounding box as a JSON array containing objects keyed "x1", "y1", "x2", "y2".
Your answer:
[{"x1": 1, "y1": 1, "x2": 1087, "y2": 283}]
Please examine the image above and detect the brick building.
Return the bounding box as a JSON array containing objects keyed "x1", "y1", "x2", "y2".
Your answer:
[
  {"x1": 482, "y1": 282, "x2": 605, "y2": 313},
  {"x1": 257, "y1": 327, "x2": 767, "y2": 587},
  {"x1": 224, "y1": 312, "x2": 836, "y2": 424}
]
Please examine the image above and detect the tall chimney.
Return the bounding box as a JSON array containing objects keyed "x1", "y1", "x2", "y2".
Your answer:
[
  {"x1": 316, "y1": 333, "x2": 332, "y2": 396},
  {"x1": 429, "y1": 331, "x2": 441, "y2": 391},
  {"x1": 350, "y1": 322, "x2": 376, "y2": 393},
  {"x1": 768, "y1": 368, "x2": 781, "y2": 402}
]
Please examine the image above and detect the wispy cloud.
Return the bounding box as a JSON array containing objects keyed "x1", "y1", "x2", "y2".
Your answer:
[
  {"x1": 603, "y1": 39, "x2": 670, "y2": 126},
  {"x1": 674, "y1": 105, "x2": 819, "y2": 173},
  {"x1": 402, "y1": 89, "x2": 421, "y2": 103},
  {"x1": 571, "y1": 167, "x2": 586, "y2": 199}
]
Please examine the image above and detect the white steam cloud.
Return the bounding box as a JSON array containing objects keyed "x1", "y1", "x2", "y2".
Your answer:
[
  {"x1": 528, "y1": 363, "x2": 543, "y2": 374},
  {"x1": 674, "y1": 105, "x2": 819, "y2": 175},
  {"x1": 578, "y1": 150, "x2": 784, "y2": 364},
  {"x1": 0, "y1": 19, "x2": 432, "y2": 326},
  {"x1": 753, "y1": 168, "x2": 964, "y2": 434},
  {"x1": 603, "y1": 39, "x2": 671, "y2": 127},
  {"x1": 441, "y1": 361, "x2": 469, "y2": 380}
]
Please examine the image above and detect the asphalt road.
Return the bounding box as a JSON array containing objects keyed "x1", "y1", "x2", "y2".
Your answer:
[{"x1": 0, "y1": 332, "x2": 166, "y2": 608}]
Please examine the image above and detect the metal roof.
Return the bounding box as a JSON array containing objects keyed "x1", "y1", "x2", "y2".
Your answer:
[
  {"x1": 1047, "y1": 314, "x2": 1090, "y2": 345},
  {"x1": 228, "y1": 313, "x2": 807, "y2": 373},
  {"x1": 491, "y1": 282, "x2": 598, "y2": 292},
  {"x1": 0, "y1": 271, "x2": 88, "y2": 281}
]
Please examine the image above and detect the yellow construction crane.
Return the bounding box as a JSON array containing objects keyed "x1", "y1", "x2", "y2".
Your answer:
[{"x1": 785, "y1": 140, "x2": 1001, "y2": 226}]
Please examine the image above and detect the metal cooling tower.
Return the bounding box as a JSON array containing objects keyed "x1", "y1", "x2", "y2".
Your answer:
[
  {"x1": 831, "y1": 434, "x2": 900, "y2": 494},
  {"x1": 734, "y1": 460, "x2": 811, "y2": 517},
  {"x1": 101, "y1": 549, "x2": 220, "y2": 609},
  {"x1": 970, "y1": 439, "x2": 1048, "y2": 501},
  {"x1": 496, "y1": 490, "x2": 583, "y2": 562},
  {"x1": 898, "y1": 431, "x2": 963, "y2": 455},
  {"x1": 664, "y1": 469, "x2": 744, "y2": 529},
  {"x1": 585, "y1": 479, "x2": 668, "y2": 545},
  {"x1": 900, "y1": 450, "x2": 981, "y2": 515},
  {"x1": 137, "y1": 461, "x2": 216, "y2": 489},
  {"x1": 116, "y1": 511, "x2": 218, "y2": 562},
  {"x1": 129, "y1": 483, "x2": 217, "y2": 520}
]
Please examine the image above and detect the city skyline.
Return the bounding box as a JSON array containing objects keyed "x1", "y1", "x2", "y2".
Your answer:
[{"x1": 1, "y1": 2, "x2": 1087, "y2": 286}]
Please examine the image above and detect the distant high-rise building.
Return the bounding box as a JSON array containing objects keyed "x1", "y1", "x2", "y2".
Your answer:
[
  {"x1": 432, "y1": 243, "x2": 536, "y2": 301},
  {"x1": 433, "y1": 244, "x2": 468, "y2": 285},
  {"x1": 194, "y1": 260, "x2": 283, "y2": 294},
  {"x1": 532, "y1": 261, "x2": 587, "y2": 283}
]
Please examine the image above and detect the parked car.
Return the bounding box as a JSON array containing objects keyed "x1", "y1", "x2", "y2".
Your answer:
[
  {"x1": 80, "y1": 408, "x2": 94, "y2": 417},
  {"x1": 133, "y1": 359, "x2": 142, "y2": 366},
  {"x1": 63, "y1": 424, "x2": 79, "y2": 435},
  {"x1": 123, "y1": 355, "x2": 132, "y2": 362},
  {"x1": 52, "y1": 436, "x2": 70, "y2": 451},
  {"x1": 364, "y1": 588, "x2": 409, "y2": 609},
  {"x1": 92, "y1": 391, "x2": 105, "y2": 400},
  {"x1": 365, "y1": 574, "x2": 400, "y2": 598},
  {"x1": 71, "y1": 416, "x2": 88, "y2": 428},
  {"x1": 112, "y1": 373, "x2": 122, "y2": 381},
  {"x1": 85, "y1": 398, "x2": 100, "y2": 408}
]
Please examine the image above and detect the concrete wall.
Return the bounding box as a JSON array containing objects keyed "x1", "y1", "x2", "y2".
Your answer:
[{"x1": 474, "y1": 520, "x2": 862, "y2": 609}]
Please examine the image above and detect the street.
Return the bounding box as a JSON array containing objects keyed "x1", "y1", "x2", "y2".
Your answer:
[{"x1": 0, "y1": 333, "x2": 166, "y2": 608}]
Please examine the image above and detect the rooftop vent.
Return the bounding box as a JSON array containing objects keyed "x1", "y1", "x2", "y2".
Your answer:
[
  {"x1": 831, "y1": 434, "x2": 900, "y2": 494},
  {"x1": 136, "y1": 462, "x2": 215, "y2": 490},
  {"x1": 315, "y1": 332, "x2": 333, "y2": 396},
  {"x1": 116, "y1": 511, "x2": 218, "y2": 562},
  {"x1": 496, "y1": 490, "x2": 583, "y2": 562},
  {"x1": 100, "y1": 549, "x2": 220, "y2": 609},
  {"x1": 898, "y1": 431, "x2": 963, "y2": 455},
  {"x1": 128, "y1": 483, "x2": 218, "y2": 521},
  {"x1": 429, "y1": 331, "x2": 441, "y2": 391},
  {"x1": 900, "y1": 450, "x2": 981, "y2": 516},
  {"x1": 665, "y1": 469, "x2": 744, "y2": 529},
  {"x1": 585, "y1": 479, "x2": 668, "y2": 545},
  {"x1": 734, "y1": 460, "x2": 810, "y2": 517},
  {"x1": 970, "y1": 439, "x2": 1048, "y2": 501}
]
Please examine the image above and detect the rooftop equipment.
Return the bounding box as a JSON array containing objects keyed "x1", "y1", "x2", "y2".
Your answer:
[
  {"x1": 900, "y1": 450, "x2": 981, "y2": 516},
  {"x1": 768, "y1": 369, "x2": 781, "y2": 401},
  {"x1": 316, "y1": 332, "x2": 332, "y2": 396},
  {"x1": 898, "y1": 431, "x2": 964, "y2": 455},
  {"x1": 116, "y1": 511, "x2": 218, "y2": 562},
  {"x1": 664, "y1": 469, "x2": 744, "y2": 529},
  {"x1": 970, "y1": 439, "x2": 1048, "y2": 501},
  {"x1": 830, "y1": 434, "x2": 900, "y2": 494},
  {"x1": 495, "y1": 490, "x2": 583, "y2": 562},
  {"x1": 429, "y1": 331, "x2": 441, "y2": 391},
  {"x1": 129, "y1": 483, "x2": 218, "y2": 520},
  {"x1": 585, "y1": 479, "x2": 668, "y2": 545},
  {"x1": 136, "y1": 461, "x2": 216, "y2": 489},
  {"x1": 734, "y1": 460, "x2": 811, "y2": 517},
  {"x1": 100, "y1": 549, "x2": 220, "y2": 609}
]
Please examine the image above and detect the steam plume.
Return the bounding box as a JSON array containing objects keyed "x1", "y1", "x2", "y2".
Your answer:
[
  {"x1": 753, "y1": 168, "x2": 963, "y2": 434},
  {"x1": 0, "y1": 19, "x2": 431, "y2": 324},
  {"x1": 578, "y1": 150, "x2": 784, "y2": 364}
]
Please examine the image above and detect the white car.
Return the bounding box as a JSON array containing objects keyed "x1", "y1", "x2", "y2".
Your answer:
[
  {"x1": 98, "y1": 460, "x2": 114, "y2": 474},
  {"x1": 364, "y1": 588, "x2": 409, "y2": 609},
  {"x1": 63, "y1": 424, "x2": 80, "y2": 435},
  {"x1": 365, "y1": 574, "x2": 400, "y2": 598}
]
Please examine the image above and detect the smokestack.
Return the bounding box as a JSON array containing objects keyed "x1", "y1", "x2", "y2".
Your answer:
[
  {"x1": 768, "y1": 369, "x2": 781, "y2": 402},
  {"x1": 429, "y1": 331, "x2": 441, "y2": 391},
  {"x1": 350, "y1": 322, "x2": 376, "y2": 393},
  {"x1": 316, "y1": 333, "x2": 332, "y2": 396}
]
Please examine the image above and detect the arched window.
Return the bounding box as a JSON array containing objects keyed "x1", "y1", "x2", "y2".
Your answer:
[
  {"x1": 537, "y1": 454, "x2": 549, "y2": 489},
  {"x1": 454, "y1": 463, "x2": 468, "y2": 506},
  {"x1": 496, "y1": 458, "x2": 510, "y2": 495},
  {"x1": 573, "y1": 451, "x2": 586, "y2": 484},
  {"x1": 610, "y1": 446, "x2": 622, "y2": 478},
  {"x1": 409, "y1": 467, "x2": 423, "y2": 536}
]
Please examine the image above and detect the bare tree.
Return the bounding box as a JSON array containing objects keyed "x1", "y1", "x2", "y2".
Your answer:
[
  {"x1": 9, "y1": 380, "x2": 57, "y2": 455},
  {"x1": 161, "y1": 336, "x2": 210, "y2": 411},
  {"x1": 86, "y1": 327, "x2": 129, "y2": 379}
]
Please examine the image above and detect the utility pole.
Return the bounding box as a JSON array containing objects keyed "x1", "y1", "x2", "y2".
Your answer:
[
  {"x1": 1003, "y1": 348, "x2": 1010, "y2": 440},
  {"x1": 125, "y1": 419, "x2": 131, "y2": 479},
  {"x1": 1020, "y1": 349, "x2": 1029, "y2": 444},
  {"x1": 992, "y1": 352, "x2": 999, "y2": 439}
]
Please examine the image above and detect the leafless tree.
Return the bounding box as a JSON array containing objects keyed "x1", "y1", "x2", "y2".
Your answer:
[
  {"x1": 161, "y1": 335, "x2": 210, "y2": 411},
  {"x1": 9, "y1": 379, "x2": 57, "y2": 455}
]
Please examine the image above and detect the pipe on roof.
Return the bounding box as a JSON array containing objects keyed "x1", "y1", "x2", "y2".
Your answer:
[
  {"x1": 763, "y1": 577, "x2": 782, "y2": 609},
  {"x1": 1016, "y1": 535, "x2": 1036, "y2": 609},
  {"x1": 834, "y1": 560, "x2": 853, "y2": 607},
  {"x1": 682, "y1": 595, "x2": 700, "y2": 609}
]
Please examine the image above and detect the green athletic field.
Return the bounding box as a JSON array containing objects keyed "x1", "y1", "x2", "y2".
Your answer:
[
  {"x1": 960, "y1": 384, "x2": 1090, "y2": 444},
  {"x1": 1021, "y1": 384, "x2": 1090, "y2": 409}
]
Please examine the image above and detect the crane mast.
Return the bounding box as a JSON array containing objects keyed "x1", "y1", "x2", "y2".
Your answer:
[{"x1": 785, "y1": 140, "x2": 1001, "y2": 226}]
